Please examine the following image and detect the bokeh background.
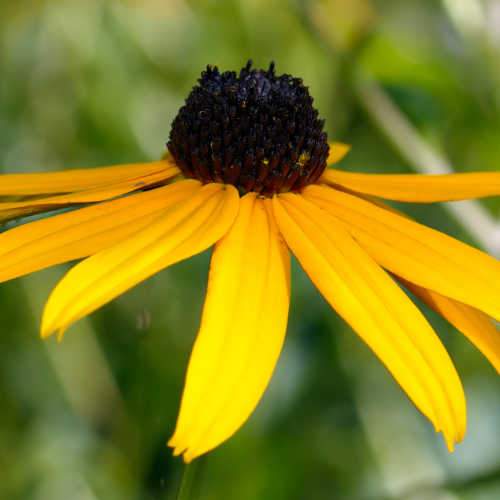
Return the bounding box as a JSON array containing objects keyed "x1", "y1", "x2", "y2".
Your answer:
[{"x1": 1, "y1": 1, "x2": 500, "y2": 499}]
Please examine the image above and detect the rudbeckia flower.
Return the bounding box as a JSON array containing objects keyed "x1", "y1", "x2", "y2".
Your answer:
[{"x1": 1, "y1": 61, "x2": 499, "y2": 463}]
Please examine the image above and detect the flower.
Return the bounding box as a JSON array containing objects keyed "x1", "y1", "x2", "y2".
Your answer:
[{"x1": 1, "y1": 61, "x2": 499, "y2": 463}]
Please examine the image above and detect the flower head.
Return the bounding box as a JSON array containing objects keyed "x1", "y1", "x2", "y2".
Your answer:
[
  {"x1": 167, "y1": 60, "x2": 329, "y2": 194},
  {"x1": 1, "y1": 62, "x2": 499, "y2": 463}
]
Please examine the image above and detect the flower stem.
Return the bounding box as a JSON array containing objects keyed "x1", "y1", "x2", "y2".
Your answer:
[{"x1": 176, "y1": 459, "x2": 203, "y2": 500}]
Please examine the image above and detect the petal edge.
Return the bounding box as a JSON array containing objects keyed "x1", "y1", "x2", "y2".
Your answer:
[
  {"x1": 273, "y1": 192, "x2": 466, "y2": 448},
  {"x1": 321, "y1": 170, "x2": 500, "y2": 202},
  {"x1": 169, "y1": 194, "x2": 291, "y2": 462}
]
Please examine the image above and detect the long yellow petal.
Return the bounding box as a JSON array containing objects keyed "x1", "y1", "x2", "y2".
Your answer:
[
  {"x1": 0, "y1": 169, "x2": 177, "y2": 222},
  {"x1": 321, "y1": 169, "x2": 500, "y2": 202},
  {"x1": 304, "y1": 185, "x2": 500, "y2": 321},
  {"x1": 41, "y1": 183, "x2": 240, "y2": 338},
  {"x1": 327, "y1": 142, "x2": 351, "y2": 165},
  {"x1": 0, "y1": 160, "x2": 179, "y2": 196},
  {"x1": 0, "y1": 180, "x2": 202, "y2": 283},
  {"x1": 169, "y1": 194, "x2": 290, "y2": 463},
  {"x1": 273, "y1": 193, "x2": 466, "y2": 449},
  {"x1": 401, "y1": 280, "x2": 500, "y2": 374}
]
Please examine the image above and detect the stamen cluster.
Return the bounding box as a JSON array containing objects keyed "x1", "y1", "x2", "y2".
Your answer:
[{"x1": 167, "y1": 61, "x2": 329, "y2": 196}]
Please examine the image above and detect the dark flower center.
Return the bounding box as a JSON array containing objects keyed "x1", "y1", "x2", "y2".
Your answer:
[{"x1": 167, "y1": 61, "x2": 329, "y2": 196}]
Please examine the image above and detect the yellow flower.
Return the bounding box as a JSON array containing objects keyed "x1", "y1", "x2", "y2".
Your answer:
[{"x1": 1, "y1": 62, "x2": 499, "y2": 463}]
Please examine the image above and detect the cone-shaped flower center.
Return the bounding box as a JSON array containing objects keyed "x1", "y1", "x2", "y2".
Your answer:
[{"x1": 167, "y1": 61, "x2": 329, "y2": 196}]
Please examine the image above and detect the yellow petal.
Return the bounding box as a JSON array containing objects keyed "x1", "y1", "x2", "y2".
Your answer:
[
  {"x1": 327, "y1": 142, "x2": 351, "y2": 165},
  {"x1": 0, "y1": 180, "x2": 202, "y2": 283},
  {"x1": 41, "y1": 182, "x2": 240, "y2": 338},
  {"x1": 321, "y1": 170, "x2": 500, "y2": 202},
  {"x1": 0, "y1": 169, "x2": 177, "y2": 222},
  {"x1": 0, "y1": 160, "x2": 179, "y2": 196},
  {"x1": 273, "y1": 193, "x2": 466, "y2": 449},
  {"x1": 169, "y1": 194, "x2": 290, "y2": 463},
  {"x1": 401, "y1": 280, "x2": 500, "y2": 374},
  {"x1": 304, "y1": 185, "x2": 500, "y2": 322}
]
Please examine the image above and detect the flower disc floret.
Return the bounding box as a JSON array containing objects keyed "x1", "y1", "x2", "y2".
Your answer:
[{"x1": 167, "y1": 61, "x2": 330, "y2": 196}]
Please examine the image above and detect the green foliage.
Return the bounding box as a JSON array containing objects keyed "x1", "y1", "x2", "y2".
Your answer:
[{"x1": 0, "y1": 1, "x2": 499, "y2": 499}]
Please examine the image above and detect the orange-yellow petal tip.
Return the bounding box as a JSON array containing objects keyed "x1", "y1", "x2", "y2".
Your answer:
[
  {"x1": 182, "y1": 451, "x2": 196, "y2": 464},
  {"x1": 40, "y1": 324, "x2": 55, "y2": 340},
  {"x1": 169, "y1": 442, "x2": 195, "y2": 463},
  {"x1": 56, "y1": 328, "x2": 67, "y2": 343},
  {"x1": 40, "y1": 311, "x2": 68, "y2": 341},
  {"x1": 172, "y1": 447, "x2": 184, "y2": 458},
  {"x1": 167, "y1": 434, "x2": 188, "y2": 459},
  {"x1": 327, "y1": 142, "x2": 351, "y2": 165},
  {"x1": 445, "y1": 428, "x2": 464, "y2": 452},
  {"x1": 446, "y1": 439, "x2": 455, "y2": 453},
  {"x1": 442, "y1": 423, "x2": 465, "y2": 453},
  {"x1": 40, "y1": 311, "x2": 56, "y2": 339}
]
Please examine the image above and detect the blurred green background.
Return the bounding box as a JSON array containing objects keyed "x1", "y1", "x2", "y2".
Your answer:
[{"x1": 1, "y1": 1, "x2": 499, "y2": 499}]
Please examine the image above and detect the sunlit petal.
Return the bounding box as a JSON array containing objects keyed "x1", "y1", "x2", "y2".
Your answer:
[
  {"x1": 41, "y1": 182, "x2": 240, "y2": 338},
  {"x1": 321, "y1": 169, "x2": 500, "y2": 202},
  {"x1": 0, "y1": 169, "x2": 177, "y2": 222},
  {"x1": 0, "y1": 180, "x2": 203, "y2": 283},
  {"x1": 401, "y1": 279, "x2": 500, "y2": 374},
  {"x1": 169, "y1": 194, "x2": 290, "y2": 462},
  {"x1": 304, "y1": 185, "x2": 500, "y2": 321},
  {"x1": 327, "y1": 142, "x2": 351, "y2": 165},
  {"x1": 0, "y1": 160, "x2": 179, "y2": 196},
  {"x1": 273, "y1": 192, "x2": 466, "y2": 449}
]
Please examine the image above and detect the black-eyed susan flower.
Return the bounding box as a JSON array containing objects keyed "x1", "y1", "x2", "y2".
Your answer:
[{"x1": 1, "y1": 61, "x2": 499, "y2": 463}]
